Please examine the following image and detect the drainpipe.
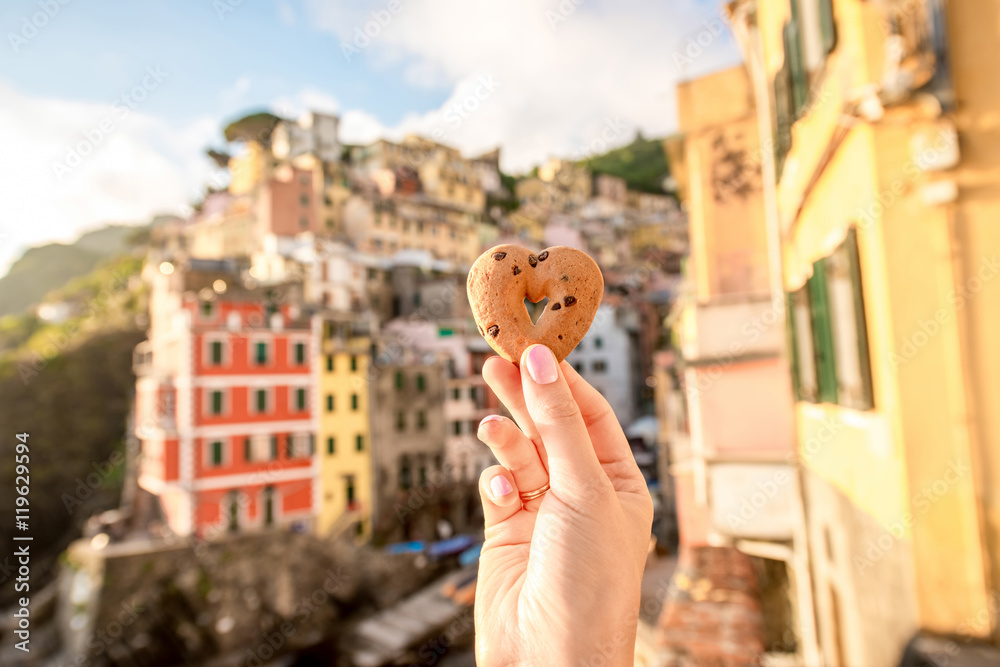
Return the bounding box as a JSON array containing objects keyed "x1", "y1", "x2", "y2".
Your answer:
[{"x1": 727, "y1": 2, "x2": 822, "y2": 665}]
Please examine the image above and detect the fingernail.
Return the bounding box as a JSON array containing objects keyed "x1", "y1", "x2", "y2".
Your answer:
[
  {"x1": 490, "y1": 474, "x2": 513, "y2": 499},
  {"x1": 525, "y1": 345, "x2": 559, "y2": 385},
  {"x1": 479, "y1": 414, "x2": 503, "y2": 430}
]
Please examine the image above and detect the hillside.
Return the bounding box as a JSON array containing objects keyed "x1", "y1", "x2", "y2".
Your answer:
[
  {"x1": 0, "y1": 224, "x2": 144, "y2": 318},
  {"x1": 579, "y1": 133, "x2": 671, "y2": 193}
]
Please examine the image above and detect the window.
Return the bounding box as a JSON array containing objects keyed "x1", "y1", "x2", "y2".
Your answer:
[
  {"x1": 395, "y1": 371, "x2": 404, "y2": 390},
  {"x1": 326, "y1": 394, "x2": 334, "y2": 412},
  {"x1": 452, "y1": 420, "x2": 462, "y2": 435},
  {"x1": 294, "y1": 342, "x2": 306, "y2": 365},
  {"x1": 248, "y1": 434, "x2": 270, "y2": 462},
  {"x1": 210, "y1": 390, "x2": 224, "y2": 415},
  {"x1": 327, "y1": 355, "x2": 334, "y2": 372},
  {"x1": 417, "y1": 410, "x2": 427, "y2": 430},
  {"x1": 788, "y1": 228, "x2": 873, "y2": 410},
  {"x1": 451, "y1": 388, "x2": 461, "y2": 400},
  {"x1": 255, "y1": 341, "x2": 269, "y2": 366},
  {"x1": 270, "y1": 435, "x2": 278, "y2": 460},
  {"x1": 300, "y1": 194, "x2": 309, "y2": 207},
  {"x1": 355, "y1": 434, "x2": 364, "y2": 451},
  {"x1": 351, "y1": 393, "x2": 359, "y2": 411},
  {"x1": 299, "y1": 216, "x2": 309, "y2": 229},
  {"x1": 400, "y1": 456, "x2": 412, "y2": 490},
  {"x1": 210, "y1": 340, "x2": 224, "y2": 365},
  {"x1": 244, "y1": 437, "x2": 252, "y2": 462},
  {"x1": 396, "y1": 411, "x2": 406, "y2": 431},
  {"x1": 255, "y1": 389, "x2": 268, "y2": 414},
  {"x1": 469, "y1": 387, "x2": 478, "y2": 403},
  {"x1": 201, "y1": 301, "x2": 214, "y2": 318},
  {"x1": 210, "y1": 440, "x2": 224, "y2": 466},
  {"x1": 345, "y1": 476, "x2": 356, "y2": 508},
  {"x1": 594, "y1": 337, "x2": 603, "y2": 349},
  {"x1": 350, "y1": 355, "x2": 358, "y2": 371},
  {"x1": 295, "y1": 388, "x2": 307, "y2": 412},
  {"x1": 327, "y1": 437, "x2": 335, "y2": 455},
  {"x1": 592, "y1": 360, "x2": 607, "y2": 373},
  {"x1": 416, "y1": 374, "x2": 426, "y2": 392},
  {"x1": 286, "y1": 436, "x2": 294, "y2": 458}
]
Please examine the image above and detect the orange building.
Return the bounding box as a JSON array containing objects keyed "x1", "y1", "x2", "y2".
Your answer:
[{"x1": 134, "y1": 259, "x2": 315, "y2": 537}]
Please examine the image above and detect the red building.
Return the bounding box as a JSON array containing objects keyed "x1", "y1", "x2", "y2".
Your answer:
[{"x1": 134, "y1": 259, "x2": 315, "y2": 537}]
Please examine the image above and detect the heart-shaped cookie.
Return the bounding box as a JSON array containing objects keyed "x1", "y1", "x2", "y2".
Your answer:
[{"x1": 467, "y1": 244, "x2": 604, "y2": 363}]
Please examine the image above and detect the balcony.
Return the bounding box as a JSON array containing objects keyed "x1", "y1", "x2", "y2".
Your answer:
[
  {"x1": 707, "y1": 462, "x2": 796, "y2": 541},
  {"x1": 679, "y1": 295, "x2": 785, "y2": 362}
]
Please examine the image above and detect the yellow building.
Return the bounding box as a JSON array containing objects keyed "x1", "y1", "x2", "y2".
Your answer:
[
  {"x1": 314, "y1": 315, "x2": 373, "y2": 539},
  {"x1": 228, "y1": 140, "x2": 272, "y2": 196},
  {"x1": 730, "y1": 0, "x2": 1000, "y2": 664}
]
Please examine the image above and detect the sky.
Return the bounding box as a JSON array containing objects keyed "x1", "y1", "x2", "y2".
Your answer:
[{"x1": 0, "y1": 0, "x2": 740, "y2": 277}]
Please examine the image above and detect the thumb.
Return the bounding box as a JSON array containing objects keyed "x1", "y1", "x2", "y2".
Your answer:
[{"x1": 519, "y1": 344, "x2": 604, "y2": 496}]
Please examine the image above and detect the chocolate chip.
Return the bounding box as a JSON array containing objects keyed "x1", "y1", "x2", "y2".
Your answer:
[
  {"x1": 538, "y1": 250, "x2": 549, "y2": 261},
  {"x1": 492, "y1": 252, "x2": 507, "y2": 260},
  {"x1": 561, "y1": 275, "x2": 569, "y2": 281},
  {"x1": 564, "y1": 296, "x2": 577, "y2": 307},
  {"x1": 551, "y1": 303, "x2": 562, "y2": 311},
  {"x1": 558, "y1": 335, "x2": 563, "y2": 340},
  {"x1": 487, "y1": 325, "x2": 499, "y2": 338},
  {"x1": 513, "y1": 266, "x2": 521, "y2": 276},
  {"x1": 528, "y1": 254, "x2": 538, "y2": 268}
]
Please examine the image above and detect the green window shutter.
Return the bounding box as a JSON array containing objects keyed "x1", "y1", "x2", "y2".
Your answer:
[
  {"x1": 350, "y1": 356, "x2": 358, "y2": 371},
  {"x1": 256, "y1": 342, "x2": 268, "y2": 365},
  {"x1": 395, "y1": 371, "x2": 404, "y2": 390},
  {"x1": 417, "y1": 411, "x2": 427, "y2": 430},
  {"x1": 270, "y1": 435, "x2": 278, "y2": 460},
  {"x1": 327, "y1": 394, "x2": 334, "y2": 412},
  {"x1": 211, "y1": 341, "x2": 223, "y2": 365},
  {"x1": 786, "y1": 1, "x2": 809, "y2": 115},
  {"x1": 212, "y1": 391, "x2": 223, "y2": 415},
  {"x1": 327, "y1": 355, "x2": 334, "y2": 372},
  {"x1": 295, "y1": 343, "x2": 305, "y2": 365},
  {"x1": 286, "y1": 437, "x2": 294, "y2": 458},
  {"x1": 786, "y1": 292, "x2": 803, "y2": 401},
  {"x1": 355, "y1": 434, "x2": 363, "y2": 451},
  {"x1": 297, "y1": 388, "x2": 306, "y2": 410},
  {"x1": 417, "y1": 374, "x2": 426, "y2": 392},
  {"x1": 396, "y1": 412, "x2": 406, "y2": 431},
  {"x1": 212, "y1": 441, "x2": 223, "y2": 465},
  {"x1": 819, "y1": 0, "x2": 836, "y2": 55},
  {"x1": 327, "y1": 437, "x2": 335, "y2": 455},
  {"x1": 351, "y1": 394, "x2": 359, "y2": 411},
  {"x1": 257, "y1": 390, "x2": 267, "y2": 413},
  {"x1": 846, "y1": 229, "x2": 875, "y2": 409},
  {"x1": 244, "y1": 437, "x2": 252, "y2": 462},
  {"x1": 808, "y1": 260, "x2": 839, "y2": 404}
]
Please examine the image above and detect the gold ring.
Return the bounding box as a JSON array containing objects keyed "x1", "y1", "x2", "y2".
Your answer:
[{"x1": 519, "y1": 482, "x2": 550, "y2": 503}]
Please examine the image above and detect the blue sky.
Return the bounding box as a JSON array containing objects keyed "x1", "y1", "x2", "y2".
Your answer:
[{"x1": 0, "y1": 0, "x2": 740, "y2": 276}]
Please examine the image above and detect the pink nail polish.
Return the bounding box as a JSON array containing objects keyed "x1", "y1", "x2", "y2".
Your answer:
[
  {"x1": 490, "y1": 475, "x2": 513, "y2": 498},
  {"x1": 525, "y1": 345, "x2": 559, "y2": 385},
  {"x1": 480, "y1": 414, "x2": 503, "y2": 429}
]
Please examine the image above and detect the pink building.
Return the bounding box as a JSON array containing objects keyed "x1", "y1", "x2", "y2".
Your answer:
[{"x1": 133, "y1": 259, "x2": 315, "y2": 537}]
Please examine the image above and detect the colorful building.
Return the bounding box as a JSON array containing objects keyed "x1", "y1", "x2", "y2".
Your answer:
[
  {"x1": 660, "y1": 64, "x2": 816, "y2": 664},
  {"x1": 729, "y1": 0, "x2": 1000, "y2": 663},
  {"x1": 314, "y1": 313, "x2": 374, "y2": 538},
  {"x1": 134, "y1": 260, "x2": 315, "y2": 537}
]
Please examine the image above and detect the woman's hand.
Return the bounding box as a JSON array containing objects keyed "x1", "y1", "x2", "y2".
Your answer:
[{"x1": 474, "y1": 344, "x2": 654, "y2": 667}]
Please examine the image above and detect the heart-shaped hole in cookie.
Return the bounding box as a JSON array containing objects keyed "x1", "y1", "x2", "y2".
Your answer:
[
  {"x1": 467, "y1": 244, "x2": 604, "y2": 363},
  {"x1": 523, "y1": 296, "x2": 550, "y2": 325}
]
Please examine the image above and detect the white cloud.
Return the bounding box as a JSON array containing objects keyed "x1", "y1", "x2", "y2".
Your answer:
[
  {"x1": 0, "y1": 79, "x2": 217, "y2": 275},
  {"x1": 305, "y1": 0, "x2": 741, "y2": 171}
]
